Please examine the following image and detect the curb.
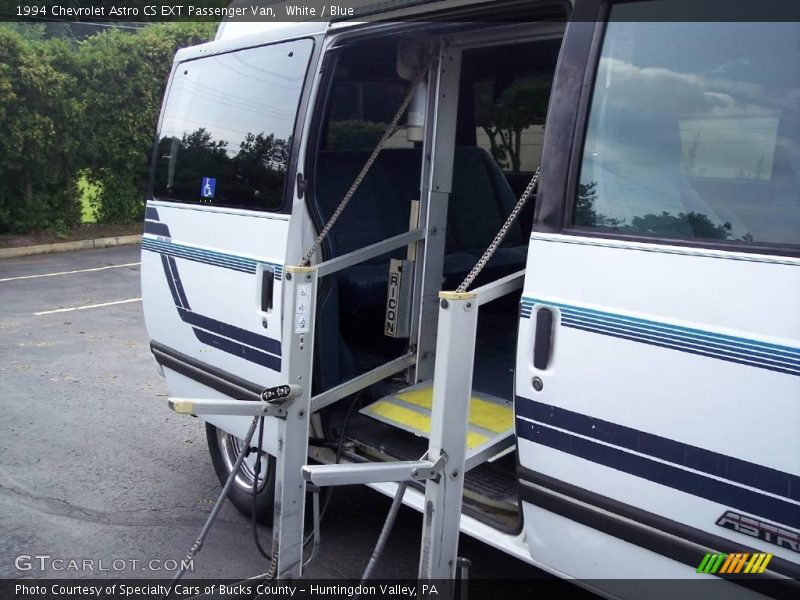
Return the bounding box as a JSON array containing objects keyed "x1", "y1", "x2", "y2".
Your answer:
[{"x1": 0, "y1": 234, "x2": 142, "y2": 260}]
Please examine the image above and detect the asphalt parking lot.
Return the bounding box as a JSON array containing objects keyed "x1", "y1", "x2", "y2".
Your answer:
[{"x1": 0, "y1": 244, "x2": 557, "y2": 584}]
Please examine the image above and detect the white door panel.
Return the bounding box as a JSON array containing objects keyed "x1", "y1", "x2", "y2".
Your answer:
[
  {"x1": 142, "y1": 203, "x2": 285, "y2": 384},
  {"x1": 517, "y1": 235, "x2": 800, "y2": 475},
  {"x1": 516, "y1": 234, "x2": 800, "y2": 573},
  {"x1": 521, "y1": 503, "x2": 768, "y2": 600},
  {"x1": 516, "y1": 234, "x2": 800, "y2": 563},
  {"x1": 517, "y1": 11, "x2": 800, "y2": 580},
  {"x1": 522, "y1": 234, "x2": 799, "y2": 343},
  {"x1": 141, "y1": 36, "x2": 317, "y2": 442}
]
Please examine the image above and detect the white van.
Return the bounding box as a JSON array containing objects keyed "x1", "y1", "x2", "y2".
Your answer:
[{"x1": 141, "y1": 0, "x2": 799, "y2": 594}]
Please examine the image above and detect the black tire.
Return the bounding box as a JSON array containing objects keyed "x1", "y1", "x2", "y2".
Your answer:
[{"x1": 205, "y1": 422, "x2": 275, "y2": 525}]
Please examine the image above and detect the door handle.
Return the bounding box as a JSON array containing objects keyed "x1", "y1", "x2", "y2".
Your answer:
[
  {"x1": 261, "y1": 267, "x2": 275, "y2": 312},
  {"x1": 533, "y1": 307, "x2": 554, "y2": 370}
]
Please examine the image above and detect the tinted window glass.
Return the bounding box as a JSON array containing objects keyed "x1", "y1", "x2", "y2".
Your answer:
[
  {"x1": 153, "y1": 39, "x2": 313, "y2": 210},
  {"x1": 575, "y1": 5, "x2": 800, "y2": 246},
  {"x1": 326, "y1": 80, "x2": 413, "y2": 151}
]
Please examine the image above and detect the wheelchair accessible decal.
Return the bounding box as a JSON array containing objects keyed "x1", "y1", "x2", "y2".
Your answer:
[{"x1": 200, "y1": 177, "x2": 216, "y2": 201}]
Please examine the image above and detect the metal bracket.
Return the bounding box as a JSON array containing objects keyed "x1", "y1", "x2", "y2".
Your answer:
[
  {"x1": 302, "y1": 452, "x2": 446, "y2": 488},
  {"x1": 168, "y1": 384, "x2": 302, "y2": 420},
  {"x1": 412, "y1": 451, "x2": 446, "y2": 481}
]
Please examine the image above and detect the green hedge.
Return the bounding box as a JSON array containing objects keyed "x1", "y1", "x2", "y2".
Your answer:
[{"x1": 0, "y1": 23, "x2": 215, "y2": 233}]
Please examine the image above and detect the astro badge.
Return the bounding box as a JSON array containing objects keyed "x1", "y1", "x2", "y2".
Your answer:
[{"x1": 200, "y1": 177, "x2": 216, "y2": 200}]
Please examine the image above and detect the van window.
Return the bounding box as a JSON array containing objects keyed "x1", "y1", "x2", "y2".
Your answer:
[
  {"x1": 152, "y1": 39, "x2": 313, "y2": 211},
  {"x1": 574, "y1": 6, "x2": 800, "y2": 247}
]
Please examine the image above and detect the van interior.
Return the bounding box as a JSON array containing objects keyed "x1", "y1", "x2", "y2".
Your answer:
[{"x1": 308, "y1": 27, "x2": 563, "y2": 528}]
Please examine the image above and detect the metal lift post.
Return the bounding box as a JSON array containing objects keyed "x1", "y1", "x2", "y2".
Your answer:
[
  {"x1": 273, "y1": 265, "x2": 317, "y2": 578},
  {"x1": 418, "y1": 291, "x2": 478, "y2": 579}
]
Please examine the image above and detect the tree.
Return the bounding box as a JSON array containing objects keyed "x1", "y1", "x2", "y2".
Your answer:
[
  {"x1": 0, "y1": 27, "x2": 83, "y2": 233},
  {"x1": 78, "y1": 22, "x2": 215, "y2": 223},
  {"x1": 0, "y1": 22, "x2": 215, "y2": 232},
  {"x1": 475, "y1": 75, "x2": 552, "y2": 172}
]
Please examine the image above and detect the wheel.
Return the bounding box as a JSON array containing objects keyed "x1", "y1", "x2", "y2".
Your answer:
[{"x1": 205, "y1": 422, "x2": 275, "y2": 525}]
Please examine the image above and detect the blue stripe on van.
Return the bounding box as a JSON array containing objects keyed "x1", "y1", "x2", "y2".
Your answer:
[
  {"x1": 177, "y1": 307, "x2": 280, "y2": 356},
  {"x1": 520, "y1": 298, "x2": 800, "y2": 377},
  {"x1": 143, "y1": 237, "x2": 257, "y2": 274},
  {"x1": 193, "y1": 328, "x2": 281, "y2": 372},
  {"x1": 145, "y1": 222, "x2": 282, "y2": 372},
  {"x1": 143, "y1": 220, "x2": 171, "y2": 237},
  {"x1": 516, "y1": 395, "x2": 800, "y2": 503},
  {"x1": 161, "y1": 255, "x2": 183, "y2": 309},
  {"x1": 142, "y1": 236, "x2": 283, "y2": 280},
  {"x1": 515, "y1": 417, "x2": 800, "y2": 530},
  {"x1": 159, "y1": 259, "x2": 282, "y2": 372},
  {"x1": 168, "y1": 256, "x2": 190, "y2": 309}
]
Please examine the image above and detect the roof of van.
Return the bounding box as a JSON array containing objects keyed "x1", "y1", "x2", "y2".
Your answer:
[{"x1": 216, "y1": 0, "x2": 498, "y2": 40}]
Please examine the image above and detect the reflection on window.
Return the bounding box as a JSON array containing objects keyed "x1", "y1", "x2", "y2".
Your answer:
[
  {"x1": 575, "y1": 4, "x2": 799, "y2": 246},
  {"x1": 326, "y1": 80, "x2": 413, "y2": 151},
  {"x1": 152, "y1": 39, "x2": 313, "y2": 210},
  {"x1": 680, "y1": 117, "x2": 779, "y2": 181}
]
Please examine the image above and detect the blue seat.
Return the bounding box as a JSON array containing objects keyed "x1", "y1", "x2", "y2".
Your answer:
[
  {"x1": 316, "y1": 147, "x2": 528, "y2": 310},
  {"x1": 313, "y1": 147, "x2": 529, "y2": 391},
  {"x1": 380, "y1": 146, "x2": 527, "y2": 281},
  {"x1": 315, "y1": 151, "x2": 410, "y2": 312},
  {"x1": 447, "y1": 147, "x2": 528, "y2": 285}
]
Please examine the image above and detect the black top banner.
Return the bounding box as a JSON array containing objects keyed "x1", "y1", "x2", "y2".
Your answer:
[{"x1": 1, "y1": 0, "x2": 800, "y2": 23}]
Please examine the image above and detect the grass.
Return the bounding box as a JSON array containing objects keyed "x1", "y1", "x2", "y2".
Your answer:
[{"x1": 77, "y1": 172, "x2": 100, "y2": 223}]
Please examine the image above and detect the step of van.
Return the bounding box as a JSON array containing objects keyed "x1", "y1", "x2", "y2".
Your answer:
[
  {"x1": 342, "y1": 415, "x2": 520, "y2": 530},
  {"x1": 359, "y1": 381, "x2": 515, "y2": 467}
]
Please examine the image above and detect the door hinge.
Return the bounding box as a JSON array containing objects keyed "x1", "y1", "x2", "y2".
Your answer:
[{"x1": 296, "y1": 172, "x2": 307, "y2": 199}]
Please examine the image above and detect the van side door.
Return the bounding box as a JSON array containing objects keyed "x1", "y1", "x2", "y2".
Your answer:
[
  {"x1": 516, "y1": 3, "x2": 800, "y2": 582},
  {"x1": 141, "y1": 36, "x2": 318, "y2": 444}
]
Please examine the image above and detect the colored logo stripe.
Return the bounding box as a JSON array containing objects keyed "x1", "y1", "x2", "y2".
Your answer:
[
  {"x1": 697, "y1": 553, "x2": 726, "y2": 574},
  {"x1": 516, "y1": 396, "x2": 800, "y2": 502},
  {"x1": 520, "y1": 298, "x2": 800, "y2": 376},
  {"x1": 516, "y1": 416, "x2": 800, "y2": 530},
  {"x1": 697, "y1": 552, "x2": 773, "y2": 574}
]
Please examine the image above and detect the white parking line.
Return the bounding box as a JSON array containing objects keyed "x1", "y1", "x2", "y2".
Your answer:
[
  {"x1": 34, "y1": 297, "x2": 142, "y2": 316},
  {"x1": 0, "y1": 262, "x2": 140, "y2": 283}
]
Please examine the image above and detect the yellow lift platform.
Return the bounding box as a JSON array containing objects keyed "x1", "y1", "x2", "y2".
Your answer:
[{"x1": 361, "y1": 381, "x2": 515, "y2": 468}]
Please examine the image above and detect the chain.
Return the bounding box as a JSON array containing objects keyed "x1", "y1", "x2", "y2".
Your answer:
[
  {"x1": 456, "y1": 166, "x2": 540, "y2": 293},
  {"x1": 299, "y1": 65, "x2": 430, "y2": 267}
]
